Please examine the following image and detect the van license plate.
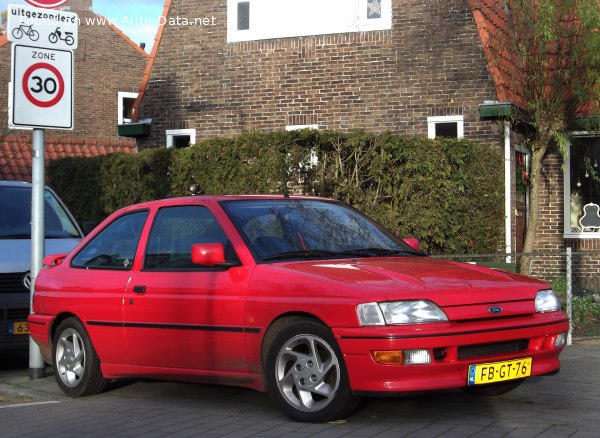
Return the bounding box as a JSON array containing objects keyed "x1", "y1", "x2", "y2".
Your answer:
[
  {"x1": 468, "y1": 357, "x2": 532, "y2": 385},
  {"x1": 9, "y1": 321, "x2": 29, "y2": 335}
]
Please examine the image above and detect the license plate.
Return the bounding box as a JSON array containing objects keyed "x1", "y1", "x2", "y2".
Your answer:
[
  {"x1": 8, "y1": 321, "x2": 30, "y2": 335},
  {"x1": 468, "y1": 357, "x2": 532, "y2": 385}
]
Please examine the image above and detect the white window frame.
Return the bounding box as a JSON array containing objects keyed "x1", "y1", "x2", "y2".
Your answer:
[
  {"x1": 227, "y1": 0, "x2": 392, "y2": 43},
  {"x1": 427, "y1": 115, "x2": 464, "y2": 139},
  {"x1": 286, "y1": 124, "x2": 319, "y2": 167},
  {"x1": 118, "y1": 92, "x2": 138, "y2": 125},
  {"x1": 563, "y1": 135, "x2": 600, "y2": 239},
  {"x1": 166, "y1": 129, "x2": 196, "y2": 149}
]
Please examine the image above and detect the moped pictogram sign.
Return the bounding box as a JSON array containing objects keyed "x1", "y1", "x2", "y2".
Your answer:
[
  {"x1": 10, "y1": 44, "x2": 73, "y2": 130},
  {"x1": 7, "y1": 3, "x2": 78, "y2": 50}
]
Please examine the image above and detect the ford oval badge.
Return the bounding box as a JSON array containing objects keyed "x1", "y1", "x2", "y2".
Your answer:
[{"x1": 488, "y1": 305, "x2": 503, "y2": 314}]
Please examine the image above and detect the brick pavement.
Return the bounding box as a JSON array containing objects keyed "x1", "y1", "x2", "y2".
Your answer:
[{"x1": 1, "y1": 343, "x2": 599, "y2": 437}]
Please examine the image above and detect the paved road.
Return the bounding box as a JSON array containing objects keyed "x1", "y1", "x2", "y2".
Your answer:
[{"x1": 1, "y1": 343, "x2": 599, "y2": 437}]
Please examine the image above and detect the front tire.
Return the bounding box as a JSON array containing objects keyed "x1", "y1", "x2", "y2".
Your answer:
[
  {"x1": 53, "y1": 318, "x2": 107, "y2": 397},
  {"x1": 265, "y1": 320, "x2": 359, "y2": 422}
]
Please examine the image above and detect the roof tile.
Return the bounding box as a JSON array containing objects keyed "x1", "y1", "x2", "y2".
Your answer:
[{"x1": 1, "y1": 136, "x2": 136, "y2": 182}]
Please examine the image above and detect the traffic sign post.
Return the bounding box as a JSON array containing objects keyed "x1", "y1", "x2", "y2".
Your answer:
[
  {"x1": 10, "y1": 44, "x2": 73, "y2": 129},
  {"x1": 6, "y1": 2, "x2": 78, "y2": 381}
]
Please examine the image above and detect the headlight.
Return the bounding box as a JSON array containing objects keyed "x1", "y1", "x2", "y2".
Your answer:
[
  {"x1": 535, "y1": 289, "x2": 561, "y2": 313},
  {"x1": 357, "y1": 300, "x2": 448, "y2": 326}
]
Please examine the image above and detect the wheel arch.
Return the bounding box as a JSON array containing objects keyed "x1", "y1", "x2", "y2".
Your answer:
[
  {"x1": 50, "y1": 312, "x2": 81, "y2": 343},
  {"x1": 260, "y1": 312, "x2": 329, "y2": 371}
]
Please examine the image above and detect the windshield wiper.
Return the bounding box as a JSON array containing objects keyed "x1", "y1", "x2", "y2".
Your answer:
[
  {"x1": 0, "y1": 233, "x2": 31, "y2": 239},
  {"x1": 340, "y1": 248, "x2": 416, "y2": 257},
  {"x1": 262, "y1": 250, "x2": 343, "y2": 261}
]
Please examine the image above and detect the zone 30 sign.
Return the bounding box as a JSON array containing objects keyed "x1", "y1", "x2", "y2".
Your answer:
[
  {"x1": 25, "y1": 0, "x2": 69, "y2": 8},
  {"x1": 10, "y1": 45, "x2": 73, "y2": 129}
]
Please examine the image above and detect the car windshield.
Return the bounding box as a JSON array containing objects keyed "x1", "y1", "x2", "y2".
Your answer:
[
  {"x1": 221, "y1": 199, "x2": 422, "y2": 261},
  {"x1": 0, "y1": 186, "x2": 81, "y2": 240}
]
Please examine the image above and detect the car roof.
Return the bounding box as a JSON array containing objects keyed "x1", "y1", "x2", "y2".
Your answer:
[
  {"x1": 116, "y1": 195, "x2": 336, "y2": 213},
  {"x1": 0, "y1": 181, "x2": 33, "y2": 188}
]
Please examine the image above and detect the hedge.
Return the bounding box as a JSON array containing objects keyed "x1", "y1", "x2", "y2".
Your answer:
[{"x1": 47, "y1": 130, "x2": 504, "y2": 255}]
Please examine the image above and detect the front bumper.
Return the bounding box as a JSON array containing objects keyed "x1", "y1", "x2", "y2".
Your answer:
[{"x1": 334, "y1": 313, "x2": 569, "y2": 393}]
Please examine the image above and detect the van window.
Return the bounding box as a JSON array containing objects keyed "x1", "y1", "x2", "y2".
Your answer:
[{"x1": 0, "y1": 186, "x2": 81, "y2": 240}]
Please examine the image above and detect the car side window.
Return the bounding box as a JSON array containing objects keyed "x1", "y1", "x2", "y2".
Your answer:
[
  {"x1": 71, "y1": 211, "x2": 149, "y2": 270},
  {"x1": 143, "y1": 205, "x2": 235, "y2": 271}
]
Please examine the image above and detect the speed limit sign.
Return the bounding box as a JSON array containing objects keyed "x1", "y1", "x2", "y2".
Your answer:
[{"x1": 10, "y1": 44, "x2": 73, "y2": 130}]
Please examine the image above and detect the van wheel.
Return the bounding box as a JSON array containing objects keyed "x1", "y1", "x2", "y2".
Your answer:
[
  {"x1": 53, "y1": 318, "x2": 107, "y2": 397},
  {"x1": 265, "y1": 320, "x2": 359, "y2": 422}
]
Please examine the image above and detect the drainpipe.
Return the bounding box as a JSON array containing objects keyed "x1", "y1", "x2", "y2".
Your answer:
[{"x1": 504, "y1": 122, "x2": 512, "y2": 263}]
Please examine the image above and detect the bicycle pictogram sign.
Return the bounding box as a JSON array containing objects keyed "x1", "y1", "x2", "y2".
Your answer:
[{"x1": 12, "y1": 24, "x2": 40, "y2": 42}]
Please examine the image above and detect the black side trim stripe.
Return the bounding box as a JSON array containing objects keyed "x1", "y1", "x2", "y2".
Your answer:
[
  {"x1": 27, "y1": 320, "x2": 46, "y2": 326},
  {"x1": 87, "y1": 321, "x2": 261, "y2": 334},
  {"x1": 340, "y1": 318, "x2": 570, "y2": 340}
]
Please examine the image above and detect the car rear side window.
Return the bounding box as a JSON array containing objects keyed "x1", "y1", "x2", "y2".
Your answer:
[
  {"x1": 143, "y1": 205, "x2": 233, "y2": 271},
  {"x1": 71, "y1": 211, "x2": 149, "y2": 270}
]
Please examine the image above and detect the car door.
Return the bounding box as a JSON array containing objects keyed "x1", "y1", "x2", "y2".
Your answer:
[
  {"x1": 68, "y1": 210, "x2": 149, "y2": 364},
  {"x1": 123, "y1": 204, "x2": 251, "y2": 373}
]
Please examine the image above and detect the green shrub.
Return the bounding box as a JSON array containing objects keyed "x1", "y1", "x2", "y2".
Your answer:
[
  {"x1": 47, "y1": 155, "x2": 105, "y2": 224},
  {"x1": 551, "y1": 277, "x2": 600, "y2": 338},
  {"x1": 47, "y1": 130, "x2": 504, "y2": 254}
]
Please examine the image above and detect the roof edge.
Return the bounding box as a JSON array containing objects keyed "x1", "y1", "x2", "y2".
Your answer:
[
  {"x1": 0, "y1": 32, "x2": 9, "y2": 49},
  {"x1": 131, "y1": 0, "x2": 172, "y2": 123},
  {"x1": 93, "y1": 13, "x2": 150, "y2": 59}
]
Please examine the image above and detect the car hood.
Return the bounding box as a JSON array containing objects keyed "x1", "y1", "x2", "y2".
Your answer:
[
  {"x1": 272, "y1": 256, "x2": 548, "y2": 306},
  {"x1": 0, "y1": 239, "x2": 80, "y2": 273}
]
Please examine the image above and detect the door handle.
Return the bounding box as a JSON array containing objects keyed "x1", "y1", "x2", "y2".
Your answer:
[{"x1": 133, "y1": 285, "x2": 146, "y2": 294}]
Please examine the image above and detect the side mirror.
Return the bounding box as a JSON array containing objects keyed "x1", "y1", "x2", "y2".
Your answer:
[
  {"x1": 43, "y1": 253, "x2": 68, "y2": 267},
  {"x1": 191, "y1": 243, "x2": 227, "y2": 267},
  {"x1": 403, "y1": 237, "x2": 420, "y2": 252}
]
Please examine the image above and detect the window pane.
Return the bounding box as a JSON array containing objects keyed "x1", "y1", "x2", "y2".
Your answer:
[
  {"x1": 122, "y1": 97, "x2": 136, "y2": 122},
  {"x1": 173, "y1": 135, "x2": 191, "y2": 148},
  {"x1": 435, "y1": 122, "x2": 458, "y2": 138},
  {"x1": 570, "y1": 138, "x2": 600, "y2": 232},
  {"x1": 144, "y1": 206, "x2": 231, "y2": 270},
  {"x1": 367, "y1": 0, "x2": 382, "y2": 19},
  {"x1": 71, "y1": 211, "x2": 148, "y2": 269},
  {"x1": 238, "y1": 2, "x2": 250, "y2": 30}
]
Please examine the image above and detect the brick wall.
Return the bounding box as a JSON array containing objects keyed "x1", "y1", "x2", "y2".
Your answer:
[
  {"x1": 0, "y1": 11, "x2": 147, "y2": 143},
  {"x1": 527, "y1": 151, "x2": 600, "y2": 292},
  {"x1": 138, "y1": 0, "x2": 503, "y2": 148}
]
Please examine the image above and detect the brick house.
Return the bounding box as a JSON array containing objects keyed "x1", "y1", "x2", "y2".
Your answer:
[
  {"x1": 0, "y1": 0, "x2": 147, "y2": 181},
  {"x1": 131, "y1": 0, "x2": 598, "y2": 287}
]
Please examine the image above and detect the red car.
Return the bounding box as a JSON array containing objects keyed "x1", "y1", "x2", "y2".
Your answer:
[{"x1": 29, "y1": 196, "x2": 569, "y2": 422}]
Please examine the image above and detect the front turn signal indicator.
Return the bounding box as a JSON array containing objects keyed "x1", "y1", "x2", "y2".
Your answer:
[{"x1": 371, "y1": 350, "x2": 403, "y2": 365}]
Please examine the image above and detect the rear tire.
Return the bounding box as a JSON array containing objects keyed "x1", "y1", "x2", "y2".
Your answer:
[
  {"x1": 265, "y1": 320, "x2": 360, "y2": 422},
  {"x1": 52, "y1": 318, "x2": 107, "y2": 397}
]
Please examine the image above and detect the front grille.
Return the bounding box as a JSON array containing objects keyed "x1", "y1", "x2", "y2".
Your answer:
[
  {"x1": 0, "y1": 272, "x2": 29, "y2": 293},
  {"x1": 7, "y1": 309, "x2": 30, "y2": 320},
  {"x1": 0, "y1": 331, "x2": 30, "y2": 348},
  {"x1": 457, "y1": 339, "x2": 529, "y2": 360}
]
